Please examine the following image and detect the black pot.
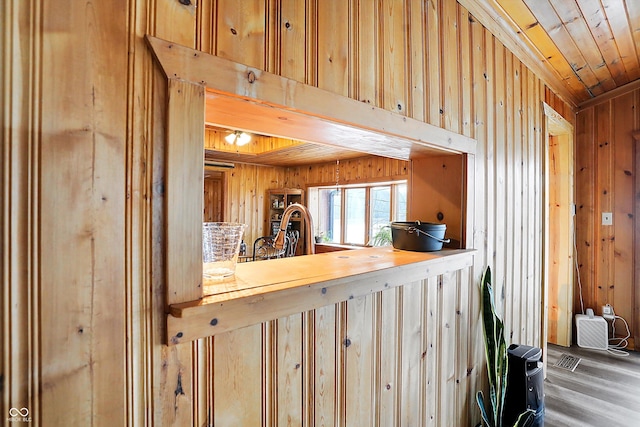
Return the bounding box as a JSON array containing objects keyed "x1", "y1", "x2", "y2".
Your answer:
[{"x1": 390, "y1": 221, "x2": 450, "y2": 252}]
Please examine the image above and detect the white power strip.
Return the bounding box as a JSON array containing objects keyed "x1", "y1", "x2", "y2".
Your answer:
[{"x1": 602, "y1": 304, "x2": 614, "y2": 320}]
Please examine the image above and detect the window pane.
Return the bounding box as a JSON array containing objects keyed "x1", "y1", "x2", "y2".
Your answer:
[
  {"x1": 317, "y1": 189, "x2": 341, "y2": 243},
  {"x1": 394, "y1": 183, "x2": 407, "y2": 221},
  {"x1": 345, "y1": 188, "x2": 366, "y2": 245},
  {"x1": 369, "y1": 186, "x2": 391, "y2": 245}
]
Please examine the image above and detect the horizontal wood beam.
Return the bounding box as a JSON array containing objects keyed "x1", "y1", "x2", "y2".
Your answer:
[{"x1": 146, "y1": 35, "x2": 476, "y2": 159}]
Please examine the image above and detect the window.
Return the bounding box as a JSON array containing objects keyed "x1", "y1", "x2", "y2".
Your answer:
[{"x1": 309, "y1": 181, "x2": 407, "y2": 246}]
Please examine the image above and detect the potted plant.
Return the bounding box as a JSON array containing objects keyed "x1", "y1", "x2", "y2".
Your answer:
[
  {"x1": 476, "y1": 266, "x2": 535, "y2": 427},
  {"x1": 368, "y1": 225, "x2": 392, "y2": 247}
]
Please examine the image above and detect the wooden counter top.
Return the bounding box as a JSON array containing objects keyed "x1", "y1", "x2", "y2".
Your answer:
[{"x1": 167, "y1": 247, "x2": 475, "y2": 344}]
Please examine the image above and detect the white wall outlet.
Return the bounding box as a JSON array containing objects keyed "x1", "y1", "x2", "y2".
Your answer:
[{"x1": 602, "y1": 212, "x2": 613, "y2": 226}]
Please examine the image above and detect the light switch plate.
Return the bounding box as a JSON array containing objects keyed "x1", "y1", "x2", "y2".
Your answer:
[{"x1": 602, "y1": 212, "x2": 613, "y2": 226}]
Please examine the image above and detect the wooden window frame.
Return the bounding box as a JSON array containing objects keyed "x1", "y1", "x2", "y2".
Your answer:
[{"x1": 146, "y1": 35, "x2": 477, "y2": 342}]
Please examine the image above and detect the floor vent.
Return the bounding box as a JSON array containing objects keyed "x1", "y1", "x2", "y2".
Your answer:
[{"x1": 554, "y1": 353, "x2": 581, "y2": 372}]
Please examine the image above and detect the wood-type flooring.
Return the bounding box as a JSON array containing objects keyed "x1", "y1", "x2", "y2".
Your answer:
[{"x1": 544, "y1": 343, "x2": 640, "y2": 426}]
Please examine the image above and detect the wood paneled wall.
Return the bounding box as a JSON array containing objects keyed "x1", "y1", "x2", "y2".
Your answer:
[
  {"x1": 207, "y1": 151, "x2": 409, "y2": 245},
  {"x1": 283, "y1": 156, "x2": 409, "y2": 188},
  {"x1": 576, "y1": 91, "x2": 639, "y2": 350},
  {"x1": 2, "y1": 0, "x2": 573, "y2": 425}
]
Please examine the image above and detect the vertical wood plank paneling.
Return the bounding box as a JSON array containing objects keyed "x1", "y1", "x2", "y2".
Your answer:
[
  {"x1": 575, "y1": 108, "x2": 596, "y2": 313},
  {"x1": 276, "y1": 314, "x2": 303, "y2": 426},
  {"x1": 155, "y1": 0, "x2": 196, "y2": 48},
  {"x1": 424, "y1": 276, "x2": 440, "y2": 427},
  {"x1": 408, "y1": 0, "x2": 426, "y2": 122},
  {"x1": 595, "y1": 101, "x2": 615, "y2": 311},
  {"x1": 459, "y1": 6, "x2": 473, "y2": 137},
  {"x1": 425, "y1": 0, "x2": 442, "y2": 126},
  {"x1": 470, "y1": 15, "x2": 486, "y2": 259},
  {"x1": 39, "y1": 0, "x2": 128, "y2": 424},
  {"x1": 524, "y1": 67, "x2": 537, "y2": 344},
  {"x1": 440, "y1": 0, "x2": 460, "y2": 132},
  {"x1": 455, "y1": 269, "x2": 481, "y2": 424},
  {"x1": 344, "y1": 295, "x2": 375, "y2": 427},
  {"x1": 484, "y1": 29, "x2": 496, "y2": 299},
  {"x1": 439, "y1": 273, "x2": 457, "y2": 425},
  {"x1": 313, "y1": 304, "x2": 337, "y2": 427},
  {"x1": 381, "y1": 0, "x2": 407, "y2": 115},
  {"x1": 575, "y1": 89, "x2": 638, "y2": 349},
  {"x1": 279, "y1": 0, "x2": 307, "y2": 82},
  {"x1": 196, "y1": 0, "x2": 214, "y2": 53},
  {"x1": 4, "y1": 0, "x2": 579, "y2": 426},
  {"x1": 399, "y1": 282, "x2": 423, "y2": 426},
  {"x1": 533, "y1": 79, "x2": 544, "y2": 348},
  {"x1": 2, "y1": 0, "x2": 41, "y2": 422},
  {"x1": 215, "y1": 0, "x2": 265, "y2": 69},
  {"x1": 316, "y1": 1, "x2": 350, "y2": 97},
  {"x1": 493, "y1": 40, "x2": 507, "y2": 318},
  {"x1": 469, "y1": 15, "x2": 487, "y2": 424},
  {"x1": 547, "y1": 132, "x2": 573, "y2": 346},
  {"x1": 213, "y1": 325, "x2": 263, "y2": 425},
  {"x1": 504, "y1": 50, "x2": 515, "y2": 338},
  {"x1": 378, "y1": 288, "x2": 398, "y2": 426},
  {"x1": 512, "y1": 58, "x2": 524, "y2": 343},
  {"x1": 612, "y1": 93, "x2": 635, "y2": 331},
  {"x1": 354, "y1": 0, "x2": 378, "y2": 104}
]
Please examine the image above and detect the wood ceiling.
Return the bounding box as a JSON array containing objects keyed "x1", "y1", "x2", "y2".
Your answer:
[{"x1": 463, "y1": 0, "x2": 640, "y2": 106}]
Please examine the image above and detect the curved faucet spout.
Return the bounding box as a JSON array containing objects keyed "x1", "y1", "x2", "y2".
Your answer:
[{"x1": 274, "y1": 203, "x2": 316, "y2": 255}]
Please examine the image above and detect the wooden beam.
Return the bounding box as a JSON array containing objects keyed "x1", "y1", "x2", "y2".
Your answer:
[
  {"x1": 165, "y1": 80, "x2": 205, "y2": 305},
  {"x1": 146, "y1": 35, "x2": 476, "y2": 158},
  {"x1": 578, "y1": 78, "x2": 640, "y2": 111}
]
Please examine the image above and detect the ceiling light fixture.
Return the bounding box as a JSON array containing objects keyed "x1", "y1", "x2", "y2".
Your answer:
[{"x1": 224, "y1": 130, "x2": 251, "y2": 146}]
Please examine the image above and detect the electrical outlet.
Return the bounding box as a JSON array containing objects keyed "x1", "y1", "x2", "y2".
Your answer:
[
  {"x1": 602, "y1": 304, "x2": 614, "y2": 320},
  {"x1": 602, "y1": 212, "x2": 613, "y2": 226}
]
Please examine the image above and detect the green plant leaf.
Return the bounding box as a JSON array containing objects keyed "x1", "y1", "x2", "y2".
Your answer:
[
  {"x1": 475, "y1": 391, "x2": 493, "y2": 427},
  {"x1": 512, "y1": 409, "x2": 536, "y2": 427},
  {"x1": 477, "y1": 266, "x2": 512, "y2": 427}
]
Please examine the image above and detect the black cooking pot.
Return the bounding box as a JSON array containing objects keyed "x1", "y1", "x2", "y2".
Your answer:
[{"x1": 390, "y1": 221, "x2": 450, "y2": 252}]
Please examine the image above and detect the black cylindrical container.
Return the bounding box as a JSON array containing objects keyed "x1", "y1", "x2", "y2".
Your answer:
[
  {"x1": 504, "y1": 344, "x2": 544, "y2": 427},
  {"x1": 390, "y1": 221, "x2": 449, "y2": 252}
]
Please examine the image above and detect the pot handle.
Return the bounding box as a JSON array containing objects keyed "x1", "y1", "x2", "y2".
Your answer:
[{"x1": 405, "y1": 226, "x2": 451, "y2": 244}]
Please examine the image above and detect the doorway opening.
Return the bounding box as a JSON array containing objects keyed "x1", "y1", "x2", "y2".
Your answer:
[{"x1": 542, "y1": 103, "x2": 575, "y2": 366}]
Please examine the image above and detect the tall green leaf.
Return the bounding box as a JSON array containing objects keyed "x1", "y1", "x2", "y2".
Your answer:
[{"x1": 477, "y1": 266, "x2": 537, "y2": 427}]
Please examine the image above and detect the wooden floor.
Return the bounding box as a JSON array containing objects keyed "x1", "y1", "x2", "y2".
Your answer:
[{"x1": 544, "y1": 343, "x2": 640, "y2": 426}]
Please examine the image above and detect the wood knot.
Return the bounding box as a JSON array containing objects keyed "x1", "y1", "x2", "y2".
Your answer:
[
  {"x1": 178, "y1": 0, "x2": 191, "y2": 5},
  {"x1": 210, "y1": 318, "x2": 218, "y2": 326},
  {"x1": 343, "y1": 338, "x2": 352, "y2": 347},
  {"x1": 230, "y1": 27, "x2": 237, "y2": 35},
  {"x1": 247, "y1": 71, "x2": 256, "y2": 83}
]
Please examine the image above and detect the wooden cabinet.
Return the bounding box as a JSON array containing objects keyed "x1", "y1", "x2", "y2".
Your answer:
[{"x1": 267, "y1": 188, "x2": 305, "y2": 255}]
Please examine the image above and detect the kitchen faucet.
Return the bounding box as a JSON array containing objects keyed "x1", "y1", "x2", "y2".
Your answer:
[{"x1": 273, "y1": 203, "x2": 316, "y2": 255}]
